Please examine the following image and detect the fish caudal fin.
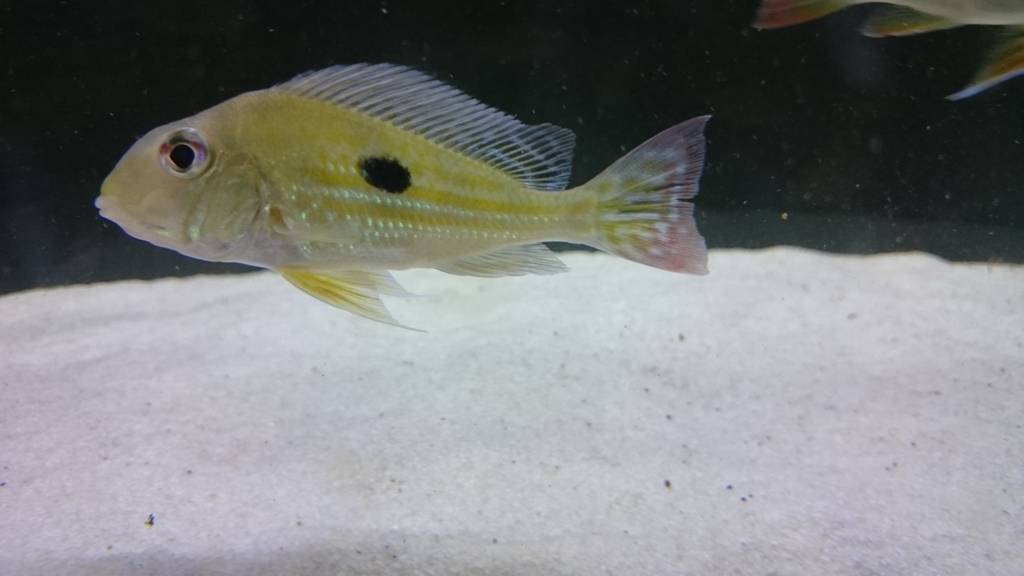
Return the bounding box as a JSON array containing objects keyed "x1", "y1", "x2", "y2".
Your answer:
[
  {"x1": 586, "y1": 116, "x2": 710, "y2": 275},
  {"x1": 948, "y1": 30, "x2": 1024, "y2": 101},
  {"x1": 753, "y1": 0, "x2": 851, "y2": 29}
]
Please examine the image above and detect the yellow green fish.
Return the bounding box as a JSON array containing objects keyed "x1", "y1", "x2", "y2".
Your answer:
[
  {"x1": 97, "y1": 64, "x2": 710, "y2": 328},
  {"x1": 754, "y1": 0, "x2": 1024, "y2": 99}
]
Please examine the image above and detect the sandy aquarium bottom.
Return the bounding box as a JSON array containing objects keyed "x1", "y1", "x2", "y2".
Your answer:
[{"x1": 1, "y1": 248, "x2": 1021, "y2": 576}]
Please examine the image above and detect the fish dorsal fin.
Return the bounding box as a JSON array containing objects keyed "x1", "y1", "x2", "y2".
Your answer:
[
  {"x1": 274, "y1": 64, "x2": 576, "y2": 191},
  {"x1": 861, "y1": 6, "x2": 960, "y2": 37},
  {"x1": 278, "y1": 267, "x2": 422, "y2": 331},
  {"x1": 435, "y1": 243, "x2": 568, "y2": 278}
]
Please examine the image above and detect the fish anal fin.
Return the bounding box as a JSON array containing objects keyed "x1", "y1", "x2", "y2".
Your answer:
[
  {"x1": 435, "y1": 243, "x2": 568, "y2": 278},
  {"x1": 279, "y1": 267, "x2": 422, "y2": 331},
  {"x1": 862, "y1": 6, "x2": 960, "y2": 38},
  {"x1": 948, "y1": 30, "x2": 1024, "y2": 100},
  {"x1": 274, "y1": 64, "x2": 576, "y2": 191}
]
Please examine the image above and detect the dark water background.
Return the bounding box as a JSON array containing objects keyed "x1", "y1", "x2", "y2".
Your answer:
[{"x1": 2, "y1": 0, "x2": 1021, "y2": 293}]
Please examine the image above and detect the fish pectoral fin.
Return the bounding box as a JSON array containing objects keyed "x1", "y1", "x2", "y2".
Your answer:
[
  {"x1": 861, "y1": 7, "x2": 960, "y2": 37},
  {"x1": 266, "y1": 204, "x2": 361, "y2": 244},
  {"x1": 948, "y1": 30, "x2": 1024, "y2": 100},
  {"x1": 435, "y1": 243, "x2": 568, "y2": 278},
  {"x1": 278, "y1": 268, "x2": 422, "y2": 331}
]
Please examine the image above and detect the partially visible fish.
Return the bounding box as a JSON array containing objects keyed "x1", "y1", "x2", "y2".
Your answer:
[
  {"x1": 754, "y1": 0, "x2": 1024, "y2": 99},
  {"x1": 96, "y1": 64, "x2": 710, "y2": 329}
]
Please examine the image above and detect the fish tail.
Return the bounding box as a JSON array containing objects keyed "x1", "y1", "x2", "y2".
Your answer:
[
  {"x1": 753, "y1": 0, "x2": 852, "y2": 29},
  {"x1": 585, "y1": 115, "x2": 709, "y2": 275}
]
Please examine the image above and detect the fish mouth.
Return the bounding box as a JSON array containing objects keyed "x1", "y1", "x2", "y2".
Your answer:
[
  {"x1": 94, "y1": 195, "x2": 112, "y2": 216},
  {"x1": 95, "y1": 195, "x2": 131, "y2": 229},
  {"x1": 95, "y1": 195, "x2": 134, "y2": 226},
  {"x1": 95, "y1": 195, "x2": 178, "y2": 247},
  {"x1": 95, "y1": 195, "x2": 237, "y2": 262}
]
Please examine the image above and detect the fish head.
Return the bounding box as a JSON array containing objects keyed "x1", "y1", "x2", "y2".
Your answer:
[{"x1": 97, "y1": 104, "x2": 262, "y2": 263}]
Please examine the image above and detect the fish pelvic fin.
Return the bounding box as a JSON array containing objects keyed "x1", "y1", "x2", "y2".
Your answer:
[
  {"x1": 861, "y1": 6, "x2": 960, "y2": 38},
  {"x1": 278, "y1": 268, "x2": 423, "y2": 331},
  {"x1": 584, "y1": 116, "x2": 710, "y2": 275},
  {"x1": 948, "y1": 29, "x2": 1024, "y2": 100},
  {"x1": 753, "y1": 0, "x2": 852, "y2": 30}
]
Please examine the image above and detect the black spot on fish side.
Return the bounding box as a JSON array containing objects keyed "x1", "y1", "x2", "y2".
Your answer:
[{"x1": 359, "y1": 156, "x2": 411, "y2": 194}]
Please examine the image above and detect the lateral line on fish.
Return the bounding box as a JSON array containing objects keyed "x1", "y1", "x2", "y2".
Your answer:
[
  {"x1": 290, "y1": 174, "x2": 594, "y2": 234},
  {"x1": 301, "y1": 155, "x2": 571, "y2": 219},
  {"x1": 314, "y1": 195, "x2": 587, "y2": 238}
]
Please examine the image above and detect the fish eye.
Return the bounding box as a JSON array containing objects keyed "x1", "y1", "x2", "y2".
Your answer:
[{"x1": 160, "y1": 128, "x2": 210, "y2": 178}]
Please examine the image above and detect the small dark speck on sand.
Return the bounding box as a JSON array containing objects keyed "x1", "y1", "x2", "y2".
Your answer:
[
  {"x1": 296, "y1": 521, "x2": 303, "y2": 527},
  {"x1": 677, "y1": 333, "x2": 685, "y2": 342},
  {"x1": 741, "y1": 496, "x2": 747, "y2": 502},
  {"x1": 664, "y1": 479, "x2": 672, "y2": 489},
  {"x1": 492, "y1": 538, "x2": 499, "y2": 544},
  {"x1": 144, "y1": 513, "x2": 155, "y2": 527},
  {"x1": 726, "y1": 484, "x2": 733, "y2": 490},
  {"x1": 0, "y1": 481, "x2": 6, "y2": 487},
  {"x1": 665, "y1": 414, "x2": 673, "y2": 420}
]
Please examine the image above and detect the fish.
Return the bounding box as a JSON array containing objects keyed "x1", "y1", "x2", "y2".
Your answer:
[
  {"x1": 96, "y1": 64, "x2": 710, "y2": 329},
  {"x1": 753, "y1": 0, "x2": 1024, "y2": 99}
]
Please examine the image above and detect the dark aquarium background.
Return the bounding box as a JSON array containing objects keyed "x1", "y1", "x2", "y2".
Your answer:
[{"x1": 2, "y1": 0, "x2": 1021, "y2": 294}]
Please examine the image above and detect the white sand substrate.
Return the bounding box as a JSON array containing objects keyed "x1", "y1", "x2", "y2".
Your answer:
[{"x1": 1, "y1": 248, "x2": 1021, "y2": 575}]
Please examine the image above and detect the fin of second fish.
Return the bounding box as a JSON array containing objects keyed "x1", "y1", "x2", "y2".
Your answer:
[
  {"x1": 753, "y1": 0, "x2": 851, "y2": 29},
  {"x1": 435, "y1": 244, "x2": 567, "y2": 278},
  {"x1": 862, "y1": 6, "x2": 960, "y2": 37},
  {"x1": 948, "y1": 30, "x2": 1024, "y2": 100},
  {"x1": 278, "y1": 267, "x2": 421, "y2": 330}
]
